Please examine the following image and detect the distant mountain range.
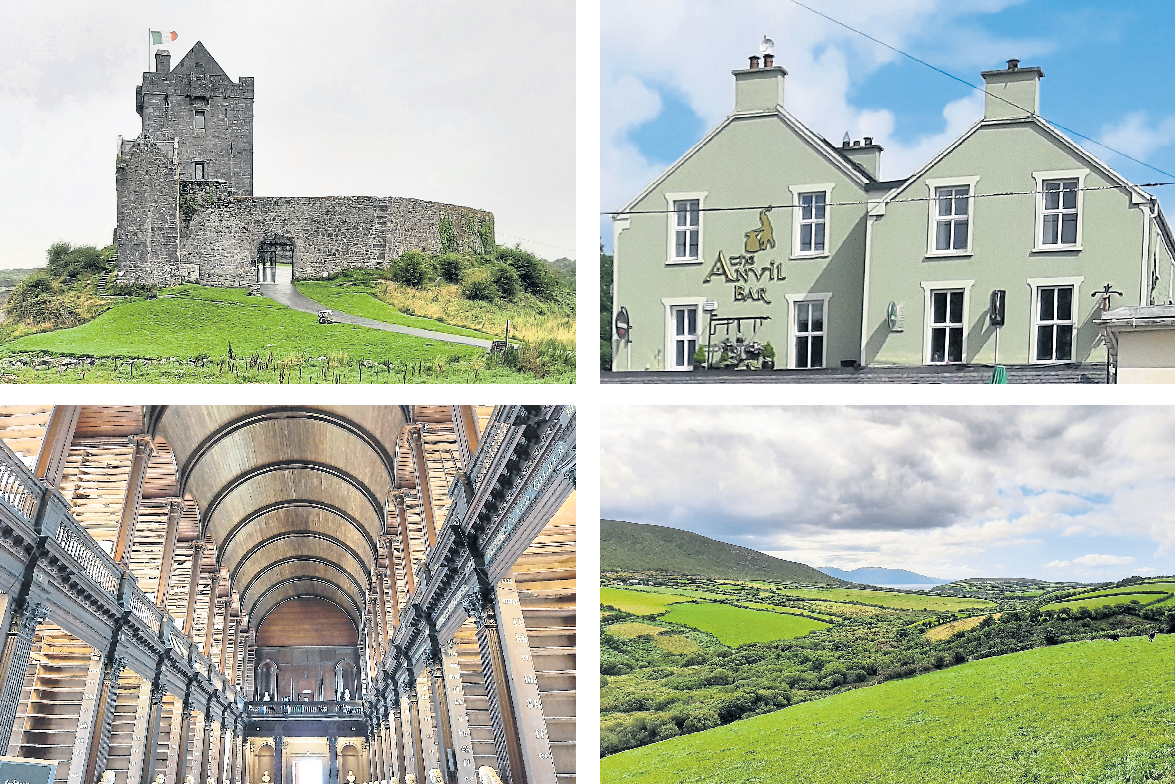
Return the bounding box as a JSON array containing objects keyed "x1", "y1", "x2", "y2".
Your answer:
[
  {"x1": 601, "y1": 519, "x2": 844, "y2": 585},
  {"x1": 817, "y1": 566, "x2": 947, "y2": 585}
]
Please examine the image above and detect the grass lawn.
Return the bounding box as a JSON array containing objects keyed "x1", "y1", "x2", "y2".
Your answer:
[
  {"x1": 768, "y1": 587, "x2": 996, "y2": 612},
  {"x1": 294, "y1": 280, "x2": 495, "y2": 340},
  {"x1": 601, "y1": 588, "x2": 698, "y2": 616},
  {"x1": 601, "y1": 636, "x2": 1175, "y2": 784},
  {"x1": 659, "y1": 603, "x2": 829, "y2": 645},
  {"x1": 1041, "y1": 593, "x2": 1168, "y2": 612},
  {"x1": 0, "y1": 286, "x2": 572, "y2": 383}
]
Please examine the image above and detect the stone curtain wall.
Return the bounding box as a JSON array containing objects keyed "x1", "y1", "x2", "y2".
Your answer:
[
  {"x1": 385, "y1": 198, "x2": 494, "y2": 258},
  {"x1": 115, "y1": 139, "x2": 181, "y2": 286}
]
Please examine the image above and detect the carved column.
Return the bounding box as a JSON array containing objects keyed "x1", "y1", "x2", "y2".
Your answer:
[
  {"x1": 34, "y1": 405, "x2": 82, "y2": 487},
  {"x1": 84, "y1": 655, "x2": 128, "y2": 784},
  {"x1": 408, "y1": 427, "x2": 438, "y2": 548},
  {"x1": 139, "y1": 680, "x2": 167, "y2": 784},
  {"x1": 463, "y1": 592, "x2": 525, "y2": 784},
  {"x1": 67, "y1": 650, "x2": 106, "y2": 784},
  {"x1": 273, "y1": 734, "x2": 284, "y2": 784},
  {"x1": 199, "y1": 710, "x2": 214, "y2": 784},
  {"x1": 381, "y1": 539, "x2": 401, "y2": 623},
  {"x1": 389, "y1": 692, "x2": 407, "y2": 784},
  {"x1": 126, "y1": 676, "x2": 154, "y2": 784},
  {"x1": 328, "y1": 736, "x2": 339, "y2": 784},
  {"x1": 177, "y1": 691, "x2": 195, "y2": 784},
  {"x1": 425, "y1": 644, "x2": 455, "y2": 783},
  {"x1": 220, "y1": 599, "x2": 232, "y2": 673},
  {"x1": 0, "y1": 601, "x2": 47, "y2": 749},
  {"x1": 391, "y1": 493, "x2": 415, "y2": 595},
  {"x1": 204, "y1": 572, "x2": 222, "y2": 659},
  {"x1": 183, "y1": 542, "x2": 206, "y2": 636},
  {"x1": 156, "y1": 499, "x2": 184, "y2": 607},
  {"x1": 405, "y1": 677, "x2": 427, "y2": 784},
  {"x1": 376, "y1": 571, "x2": 390, "y2": 657},
  {"x1": 114, "y1": 434, "x2": 156, "y2": 564},
  {"x1": 451, "y1": 406, "x2": 480, "y2": 470}
]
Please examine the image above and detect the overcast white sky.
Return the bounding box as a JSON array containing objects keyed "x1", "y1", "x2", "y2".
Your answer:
[
  {"x1": 0, "y1": 0, "x2": 575, "y2": 269},
  {"x1": 602, "y1": 407, "x2": 1175, "y2": 583}
]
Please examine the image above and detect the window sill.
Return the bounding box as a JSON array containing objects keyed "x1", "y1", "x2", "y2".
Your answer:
[
  {"x1": 790, "y1": 253, "x2": 829, "y2": 261},
  {"x1": 1032, "y1": 245, "x2": 1082, "y2": 253},
  {"x1": 666, "y1": 258, "x2": 703, "y2": 266},
  {"x1": 924, "y1": 251, "x2": 973, "y2": 260},
  {"x1": 1030, "y1": 358, "x2": 1075, "y2": 365}
]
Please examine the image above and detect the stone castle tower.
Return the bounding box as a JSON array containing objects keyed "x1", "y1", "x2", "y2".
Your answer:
[
  {"x1": 115, "y1": 43, "x2": 492, "y2": 288},
  {"x1": 137, "y1": 42, "x2": 254, "y2": 196}
]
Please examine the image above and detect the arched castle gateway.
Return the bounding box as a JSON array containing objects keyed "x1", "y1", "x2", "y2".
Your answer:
[
  {"x1": 0, "y1": 405, "x2": 576, "y2": 784},
  {"x1": 115, "y1": 43, "x2": 494, "y2": 288}
]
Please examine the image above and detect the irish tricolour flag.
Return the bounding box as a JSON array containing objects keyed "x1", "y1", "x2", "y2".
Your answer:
[{"x1": 150, "y1": 30, "x2": 178, "y2": 45}]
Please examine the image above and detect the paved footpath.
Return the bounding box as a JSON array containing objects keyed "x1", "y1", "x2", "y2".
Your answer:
[{"x1": 260, "y1": 281, "x2": 493, "y2": 349}]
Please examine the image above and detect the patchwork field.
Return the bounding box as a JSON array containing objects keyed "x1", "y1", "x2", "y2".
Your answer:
[
  {"x1": 659, "y1": 603, "x2": 830, "y2": 645},
  {"x1": 924, "y1": 614, "x2": 995, "y2": 642},
  {"x1": 1041, "y1": 592, "x2": 1168, "y2": 611},
  {"x1": 600, "y1": 587, "x2": 699, "y2": 615},
  {"x1": 601, "y1": 636, "x2": 1175, "y2": 784},
  {"x1": 768, "y1": 586, "x2": 997, "y2": 612}
]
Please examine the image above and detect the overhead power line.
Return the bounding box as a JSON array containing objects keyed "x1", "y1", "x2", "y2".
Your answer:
[
  {"x1": 779, "y1": 0, "x2": 1175, "y2": 181},
  {"x1": 604, "y1": 182, "x2": 1174, "y2": 216}
]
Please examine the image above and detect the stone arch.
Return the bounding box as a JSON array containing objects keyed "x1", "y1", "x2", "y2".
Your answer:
[{"x1": 256, "y1": 234, "x2": 295, "y2": 283}]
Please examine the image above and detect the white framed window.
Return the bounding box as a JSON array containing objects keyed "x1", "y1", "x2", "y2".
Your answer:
[
  {"x1": 194, "y1": 161, "x2": 205, "y2": 180},
  {"x1": 664, "y1": 191, "x2": 707, "y2": 264},
  {"x1": 924, "y1": 176, "x2": 978, "y2": 257},
  {"x1": 661, "y1": 297, "x2": 705, "y2": 370},
  {"x1": 1033, "y1": 169, "x2": 1088, "y2": 251},
  {"x1": 1027, "y1": 276, "x2": 1084, "y2": 364},
  {"x1": 920, "y1": 280, "x2": 974, "y2": 364},
  {"x1": 786, "y1": 293, "x2": 832, "y2": 369},
  {"x1": 194, "y1": 109, "x2": 206, "y2": 130},
  {"x1": 789, "y1": 184, "x2": 834, "y2": 259}
]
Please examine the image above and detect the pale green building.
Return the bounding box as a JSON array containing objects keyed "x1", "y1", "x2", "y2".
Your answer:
[{"x1": 610, "y1": 55, "x2": 1175, "y2": 376}]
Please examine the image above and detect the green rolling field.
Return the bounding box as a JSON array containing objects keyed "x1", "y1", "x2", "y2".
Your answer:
[
  {"x1": 658, "y1": 603, "x2": 829, "y2": 645},
  {"x1": 767, "y1": 586, "x2": 996, "y2": 612},
  {"x1": 601, "y1": 587, "x2": 698, "y2": 615},
  {"x1": 1041, "y1": 592, "x2": 1168, "y2": 611},
  {"x1": 601, "y1": 635, "x2": 1175, "y2": 784}
]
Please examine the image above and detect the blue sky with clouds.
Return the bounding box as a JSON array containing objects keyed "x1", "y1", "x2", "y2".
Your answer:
[
  {"x1": 601, "y1": 407, "x2": 1175, "y2": 583},
  {"x1": 601, "y1": 0, "x2": 1175, "y2": 252}
]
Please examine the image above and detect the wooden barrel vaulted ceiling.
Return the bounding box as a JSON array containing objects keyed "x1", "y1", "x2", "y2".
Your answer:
[{"x1": 155, "y1": 405, "x2": 407, "y2": 631}]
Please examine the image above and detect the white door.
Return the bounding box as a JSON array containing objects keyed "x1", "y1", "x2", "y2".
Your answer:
[{"x1": 671, "y1": 306, "x2": 699, "y2": 369}]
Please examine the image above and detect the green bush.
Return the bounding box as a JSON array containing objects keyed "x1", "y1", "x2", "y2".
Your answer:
[
  {"x1": 460, "y1": 267, "x2": 499, "y2": 301},
  {"x1": 391, "y1": 251, "x2": 433, "y2": 288},
  {"x1": 45, "y1": 242, "x2": 111, "y2": 279},
  {"x1": 499, "y1": 245, "x2": 555, "y2": 299},
  {"x1": 490, "y1": 262, "x2": 521, "y2": 300},
  {"x1": 437, "y1": 253, "x2": 468, "y2": 284}
]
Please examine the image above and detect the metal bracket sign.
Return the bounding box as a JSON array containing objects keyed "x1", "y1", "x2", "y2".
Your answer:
[{"x1": 614, "y1": 307, "x2": 631, "y2": 341}]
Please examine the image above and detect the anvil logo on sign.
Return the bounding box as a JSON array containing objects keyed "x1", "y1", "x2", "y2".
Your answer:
[{"x1": 702, "y1": 209, "x2": 785, "y2": 304}]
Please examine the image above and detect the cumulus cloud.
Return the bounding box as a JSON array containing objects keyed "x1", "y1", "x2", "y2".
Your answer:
[
  {"x1": 1100, "y1": 111, "x2": 1175, "y2": 160},
  {"x1": 602, "y1": 406, "x2": 1175, "y2": 580},
  {"x1": 600, "y1": 0, "x2": 1049, "y2": 240}
]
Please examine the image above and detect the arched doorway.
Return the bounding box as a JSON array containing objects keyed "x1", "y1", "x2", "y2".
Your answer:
[{"x1": 256, "y1": 659, "x2": 278, "y2": 700}]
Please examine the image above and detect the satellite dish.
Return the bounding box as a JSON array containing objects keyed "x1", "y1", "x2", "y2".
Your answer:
[{"x1": 760, "y1": 36, "x2": 775, "y2": 56}]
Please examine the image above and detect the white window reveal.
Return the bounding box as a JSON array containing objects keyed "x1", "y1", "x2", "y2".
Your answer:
[
  {"x1": 789, "y1": 184, "x2": 834, "y2": 258},
  {"x1": 194, "y1": 162, "x2": 205, "y2": 180},
  {"x1": 929, "y1": 289, "x2": 965, "y2": 363},
  {"x1": 1041, "y1": 179, "x2": 1078, "y2": 246},
  {"x1": 1033, "y1": 169, "x2": 1088, "y2": 251},
  {"x1": 934, "y1": 186, "x2": 969, "y2": 252},
  {"x1": 194, "y1": 109, "x2": 206, "y2": 130},
  {"x1": 665, "y1": 192, "x2": 706, "y2": 264},
  {"x1": 671, "y1": 305, "x2": 699, "y2": 369},
  {"x1": 1035, "y1": 285, "x2": 1074, "y2": 361},
  {"x1": 924, "y1": 177, "x2": 978, "y2": 257},
  {"x1": 794, "y1": 300, "x2": 825, "y2": 368}
]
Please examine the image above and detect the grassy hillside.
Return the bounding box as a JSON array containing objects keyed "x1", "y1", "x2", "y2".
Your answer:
[
  {"x1": 602, "y1": 635, "x2": 1175, "y2": 784},
  {"x1": 602, "y1": 520, "x2": 844, "y2": 584}
]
